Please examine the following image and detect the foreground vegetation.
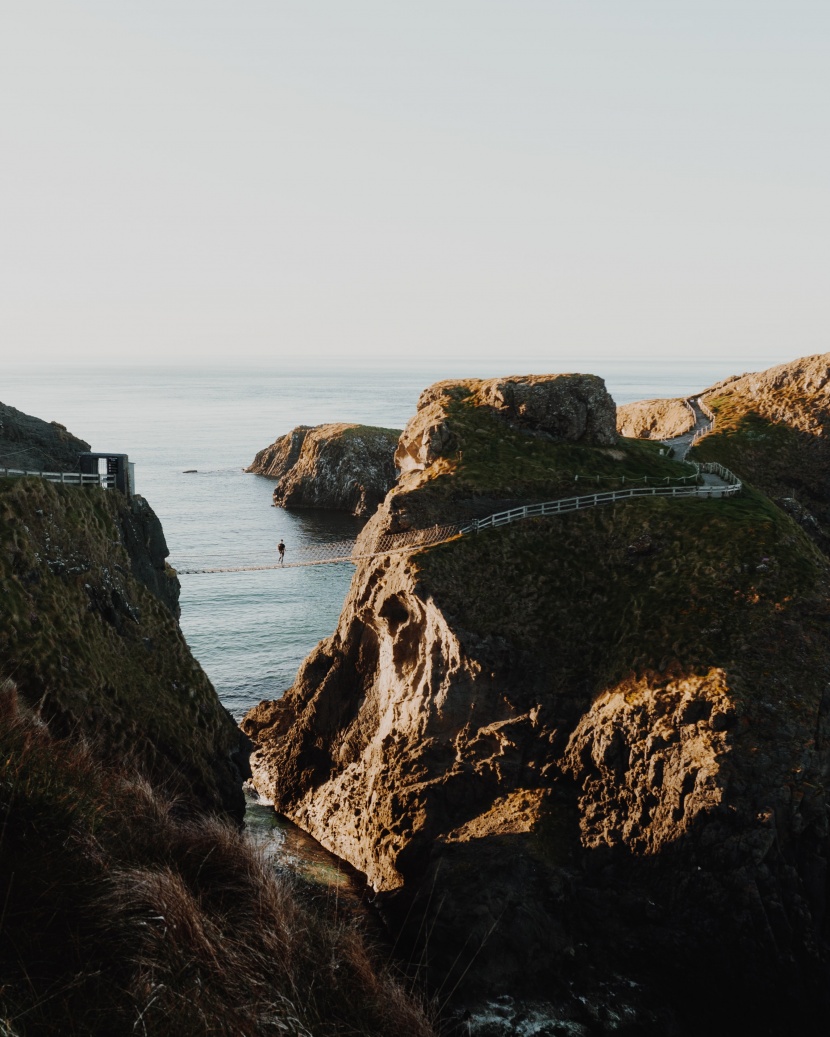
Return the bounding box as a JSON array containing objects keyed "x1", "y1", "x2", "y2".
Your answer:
[{"x1": 0, "y1": 681, "x2": 436, "y2": 1037}]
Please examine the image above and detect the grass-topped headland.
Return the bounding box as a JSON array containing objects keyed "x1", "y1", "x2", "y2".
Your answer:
[
  {"x1": 245, "y1": 365, "x2": 830, "y2": 1031},
  {"x1": 417, "y1": 485, "x2": 828, "y2": 704},
  {"x1": 0, "y1": 467, "x2": 437, "y2": 1035},
  {"x1": 444, "y1": 393, "x2": 693, "y2": 494},
  {"x1": 377, "y1": 376, "x2": 698, "y2": 533}
]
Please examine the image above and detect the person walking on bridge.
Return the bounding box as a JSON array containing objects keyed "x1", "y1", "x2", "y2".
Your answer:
[{"x1": 277, "y1": 539, "x2": 285, "y2": 565}]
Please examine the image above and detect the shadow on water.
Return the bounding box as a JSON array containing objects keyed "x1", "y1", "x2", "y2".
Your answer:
[{"x1": 244, "y1": 790, "x2": 369, "y2": 910}]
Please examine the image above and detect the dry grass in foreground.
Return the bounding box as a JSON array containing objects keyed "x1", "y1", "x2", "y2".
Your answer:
[{"x1": 0, "y1": 681, "x2": 437, "y2": 1037}]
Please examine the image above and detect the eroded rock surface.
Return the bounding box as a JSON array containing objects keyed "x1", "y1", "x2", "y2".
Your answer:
[
  {"x1": 703, "y1": 353, "x2": 830, "y2": 434},
  {"x1": 616, "y1": 397, "x2": 694, "y2": 440},
  {"x1": 247, "y1": 423, "x2": 400, "y2": 518},
  {"x1": 396, "y1": 373, "x2": 616, "y2": 475}
]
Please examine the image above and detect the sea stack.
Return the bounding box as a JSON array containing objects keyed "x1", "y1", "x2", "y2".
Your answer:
[{"x1": 247, "y1": 422, "x2": 400, "y2": 518}]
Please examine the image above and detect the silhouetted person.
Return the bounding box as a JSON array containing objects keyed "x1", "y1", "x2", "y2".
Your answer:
[{"x1": 277, "y1": 540, "x2": 285, "y2": 565}]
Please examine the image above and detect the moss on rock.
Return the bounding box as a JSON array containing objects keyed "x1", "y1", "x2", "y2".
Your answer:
[{"x1": 0, "y1": 477, "x2": 245, "y2": 817}]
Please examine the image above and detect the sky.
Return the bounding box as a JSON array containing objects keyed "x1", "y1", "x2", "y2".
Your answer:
[{"x1": 1, "y1": 1, "x2": 828, "y2": 368}]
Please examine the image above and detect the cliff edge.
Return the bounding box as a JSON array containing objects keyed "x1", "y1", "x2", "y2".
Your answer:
[
  {"x1": 0, "y1": 405, "x2": 436, "y2": 1037},
  {"x1": 692, "y1": 353, "x2": 830, "y2": 552}
]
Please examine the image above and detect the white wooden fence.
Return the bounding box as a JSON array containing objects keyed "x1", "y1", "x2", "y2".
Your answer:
[
  {"x1": 0, "y1": 467, "x2": 116, "y2": 488},
  {"x1": 459, "y1": 461, "x2": 741, "y2": 534}
]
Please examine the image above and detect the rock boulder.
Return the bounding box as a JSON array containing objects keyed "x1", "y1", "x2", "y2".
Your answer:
[{"x1": 247, "y1": 423, "x2": 400, "y2": 518}]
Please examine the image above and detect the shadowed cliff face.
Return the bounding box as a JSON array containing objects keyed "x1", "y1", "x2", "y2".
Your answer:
[
  {"x1": 247, "y1": 422, "x2": 400, "y2": 518},
  {"x1": 0, "y1": 477, "x2": 246, "y2": 818},
  {"x1": 691, "y1": 354, "x2": 830, "y2": 555},
  {"x1": 244, "y1": 370, "x2": 830, "y2": 1034},
  {"x1": 0, "y1": 400, "x2": 91, "y2": 472}
]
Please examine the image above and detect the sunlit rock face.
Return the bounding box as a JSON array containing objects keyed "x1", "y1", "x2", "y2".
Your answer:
[
  {"x1": 395, "y1": 373, "x2": 617, "y2": 475},
  {"x1": 244, "y1": 365, "x2": 830, "y2": 1035},
  {"x1": 247, "y1": 422, "x2": 400, "y2": 518},
  {"x1": 616, "y1": 397, "x2": 695, "y2": 440},
  {"x1": 705, "y1": 352, "x2": 830, "y2": 434}
]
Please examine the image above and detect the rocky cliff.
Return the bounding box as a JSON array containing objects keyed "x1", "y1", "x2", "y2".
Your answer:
[
  {"x1": 616, "y1": 397, "x2": 694, "y2": 439},
  {"x1": 691, "y1": 353, "x2": 830, "y2": 553},
  {"x1": 396, "y1": 372, "x2": 616, "y2": 477},
  {"x1": 244, "y1": 370, "x2": 830, "y2": 1035},
  {"x1": 0, "y1": 399, "x2": 90, "y2": 471},
  {"x1": 247, "y1": 423, "x2": 400, "y2": 518},
  {"x1": 0, "y1": 475, "x2": 246, "y2": 817},
  {"x1": 615, "y1": 354, "x2": 830, "y2": 554}
]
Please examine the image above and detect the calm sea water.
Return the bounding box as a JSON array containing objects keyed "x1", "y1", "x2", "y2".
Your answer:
[{"x1": 4, "y1": 358, "x2": 762, "y2": 720}]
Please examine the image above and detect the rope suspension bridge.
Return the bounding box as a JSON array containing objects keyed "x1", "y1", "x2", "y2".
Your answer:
[
  {"x1": 172, "y1": 461, "x2": 739, "y2": 575},
  {"x1": 174, "y1": 398, "x2": 737, "y2": 574},
  {"x1": 1, "y1": 397, "x2": 736, "y2": 576}
]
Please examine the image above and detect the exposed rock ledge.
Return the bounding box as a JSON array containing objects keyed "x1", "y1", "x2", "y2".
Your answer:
[
  {"x1": 247, "y1": 423, "x2": 400, "y2": 518},
  {"x1": 616, "y1": 397, "x2": 694, "y2": 440}
]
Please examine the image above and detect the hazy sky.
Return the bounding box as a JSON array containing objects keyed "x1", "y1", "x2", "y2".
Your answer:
[{"x1": 2, "y1": 1, "x2": 828, "y2": 367}]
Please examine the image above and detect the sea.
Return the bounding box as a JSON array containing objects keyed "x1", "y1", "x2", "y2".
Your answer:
[{"x1": 4, "y1": 357, "x2": 767, "y2": 722}]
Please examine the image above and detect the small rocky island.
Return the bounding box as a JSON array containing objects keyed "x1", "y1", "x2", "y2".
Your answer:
[
  {"x1": 247, "y1": 422, "x2": 400, "y2": 517},
  {"x1": 244, "y1": 362, "x2": 830, "y2": 1035}
]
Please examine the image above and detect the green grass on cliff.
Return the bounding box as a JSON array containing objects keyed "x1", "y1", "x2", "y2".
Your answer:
[
  {"x1": 0, "y1": 477, "x2": 239, "y2": 812},
  {"x1": 430, "y1": 396, "x2": 695, "y2": 502},
  {"x1": 417, "y1": 487, "x2": 830, "y2": 712},
  {"x1": 690, "y1": 394, "x2": 830, "y2": 528},
  {"x1": 0, "y1": 684, "x2": 435, "y2": 1037},
  {"x1": 340, "y1": 425, "x2": 402, "y2": 440}
]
